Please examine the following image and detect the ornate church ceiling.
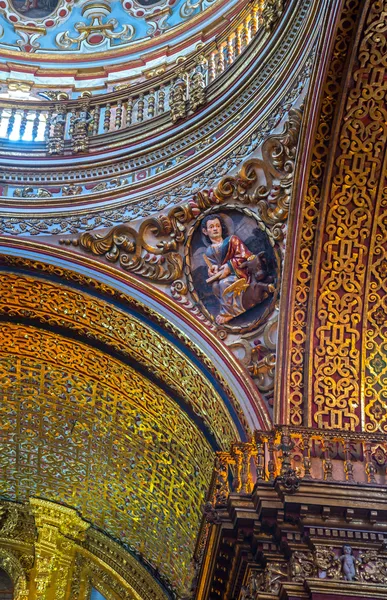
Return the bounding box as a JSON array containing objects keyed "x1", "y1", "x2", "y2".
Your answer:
[
  {"x1": 0, "y1": 0, "x2": 242, "y2": 89},
  {"x1": 0, "y1": 0, "x2": 341, "y2": 596},
  {"x1": 0, "y1": 267, "x2": 248, "y2": 595}
]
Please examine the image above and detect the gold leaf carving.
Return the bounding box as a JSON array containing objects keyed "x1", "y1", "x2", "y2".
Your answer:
[
  {"x1": 314, "y1": 2, "x2": 387, "y2": 430},
  {"x1": 62, "y1": 224, "x2": 183, "y2": 283},
  {"x1": 287, "y1": 0, "x2": 360, "y2": 426}
]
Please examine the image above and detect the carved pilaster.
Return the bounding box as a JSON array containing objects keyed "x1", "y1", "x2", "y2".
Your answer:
[{"x1": 29, "y1": 499, "x2": 89, "y2": 600}]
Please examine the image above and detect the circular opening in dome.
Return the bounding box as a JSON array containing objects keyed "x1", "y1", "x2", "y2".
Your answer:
[{"x1": 10, "y1": 0, "x2": 59, "y2": 19}]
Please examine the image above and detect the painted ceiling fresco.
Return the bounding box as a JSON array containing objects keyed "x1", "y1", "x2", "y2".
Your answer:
[{"x1": 0, "y1": 0, "x2": 227, "y2": 55}]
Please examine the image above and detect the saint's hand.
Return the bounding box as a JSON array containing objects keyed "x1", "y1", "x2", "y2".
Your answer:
[
  {"x1": 218, "y1": 264, "x2": 231, "y2": 279},
  {"x1": 208, "y1": 265, "x2": 219, "y2": 277}
]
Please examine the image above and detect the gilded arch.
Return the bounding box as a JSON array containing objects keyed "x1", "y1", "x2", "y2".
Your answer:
[
  {"x1": 0, "y1": 252, "x2": 274, "y2": 593},
  {"x1": 0, "y1": 548, "x2": 28, "y2": 600}
]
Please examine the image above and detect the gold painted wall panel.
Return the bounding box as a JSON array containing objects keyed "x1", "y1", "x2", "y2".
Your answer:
[
  {"x1": 0, "y1": 323, "x2": 214, "y2": 593},
  {"x1": 308, "y1": 2, "x2": 387, "y2": 431}
]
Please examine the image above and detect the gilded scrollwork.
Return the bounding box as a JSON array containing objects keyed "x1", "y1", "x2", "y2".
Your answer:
[
  {"x1": 314, "y1": 1, "x2": 387, "y2": 430},
  {"x1": 263, "y1": 0, "x2": 284, "y2": 31},
  {"x1": 71, "y1": 94, "x2": 93, "y2": 154},
  {"x1": 13, "y1": 187, "x2": 52, "y2": 199},
  {"x1": 169, "y1": 73, "x2": 187, "y2": 122},
  {"x1": 241, "y1": 563, "x2": 288, "y2": 598},
  {"x1": 287, "y1": 0, "x2": 360, "y2": 426},
  {"x1": 189, "y1": 58, "x2": 207, "y2": 113},
  {"x1": 314, "y1": 546, "x2": 341, "y2": 579},
  {"x1": 211, "y1": 107, "x2": 301, "y2": 228},
  {"x1": 47, "y1": 99, "x2": 68, "y2": 156},
  {"x1": 62, "y1": 223, "x2": 183, "y2": 283},
  {"x1": 290, "y1": 550, "x2": 315, "y2": 581},
  {"x1": 357, "y1": 549, "x2": 387, "y2": 584}
]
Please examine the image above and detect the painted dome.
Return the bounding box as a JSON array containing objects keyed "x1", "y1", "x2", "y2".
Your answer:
[
  {"x1": 0, "y1": 0, "x2": 245, "y2": 91},
  {"x1": 0, "y1": 0, "x2": 239, "y2": 60}
]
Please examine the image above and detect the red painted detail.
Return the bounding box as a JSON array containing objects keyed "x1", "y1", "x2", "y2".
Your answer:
[
  {"x1": 45, "y1": 19, "x2": 55, "y2": 26},
  {"x1": 136, "y1": 9, "x2": 144, "y2": 16},
  {"x1": 9, "y1": 14, "x2": 18, "y2": 22},
  {"x1": 124, "y1": 0, "x2": 132, "y2": 7},
  {"x1": 88, "y1": 34, "x2": 104, "y2": 44},
  {"x1": 0, "y1": 2, "x2": 6, "y2": 8},
  {"x1": 59, "y1": 8, "x2": 67, "y2": 16},
  {"x1": 24, "y1": 44, "x2": 32, "y2": 52}
]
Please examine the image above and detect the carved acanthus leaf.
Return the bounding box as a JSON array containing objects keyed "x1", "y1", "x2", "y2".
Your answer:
[{"x1": 61, "y1": 224, "x2": 183, "y2": 282}]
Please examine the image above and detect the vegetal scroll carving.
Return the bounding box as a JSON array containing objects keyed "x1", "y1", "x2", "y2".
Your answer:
[{"x1": 61, "y1": 224, "x2": 183, "y2": 283}]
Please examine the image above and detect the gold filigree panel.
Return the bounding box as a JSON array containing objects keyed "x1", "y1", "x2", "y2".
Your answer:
[
  {"x1": 0, "y1": 323, "x2": 214, "y2": 593},
  {"x1": 312, "y1": 1, "x2": 387, "y2": 430},
  {"x1": 286, "y1": 0, "x2": 360, "y2": 427},
  {"x1": 0, "y1": 271, "x2": 243, "y2": 446},
  {"x1": 287, "y1": 1, "x2": 387, "y2": 431}
]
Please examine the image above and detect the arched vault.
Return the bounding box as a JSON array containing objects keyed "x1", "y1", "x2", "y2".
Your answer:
[{"x1": 0, "y1": 247, "x2": 270, "y2": 593}]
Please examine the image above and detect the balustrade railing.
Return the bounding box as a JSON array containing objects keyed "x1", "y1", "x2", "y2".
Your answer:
[
  {"x1": 0, "y1": 0, "x2": 271, "y2": 153},
  {"x1": 214, "y1": 427, "x2": 387, "y2": 504}
]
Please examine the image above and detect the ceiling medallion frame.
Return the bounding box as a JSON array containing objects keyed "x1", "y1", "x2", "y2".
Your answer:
[
  {"x1": 185, "y1": 205, "x2": 281, "y2": 334},
  {"x1": 4, "y1": 0, "x2": 73, "y2": 25}
]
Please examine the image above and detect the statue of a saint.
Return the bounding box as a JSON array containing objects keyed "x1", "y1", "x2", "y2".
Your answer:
[{"x1": 201, "y1": 214, "x2": 275, "y2": 325}]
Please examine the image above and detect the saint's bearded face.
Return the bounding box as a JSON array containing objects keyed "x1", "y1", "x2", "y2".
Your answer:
[{"x1": 202, "y1": 218, "x2": 223, "y2": 243}]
